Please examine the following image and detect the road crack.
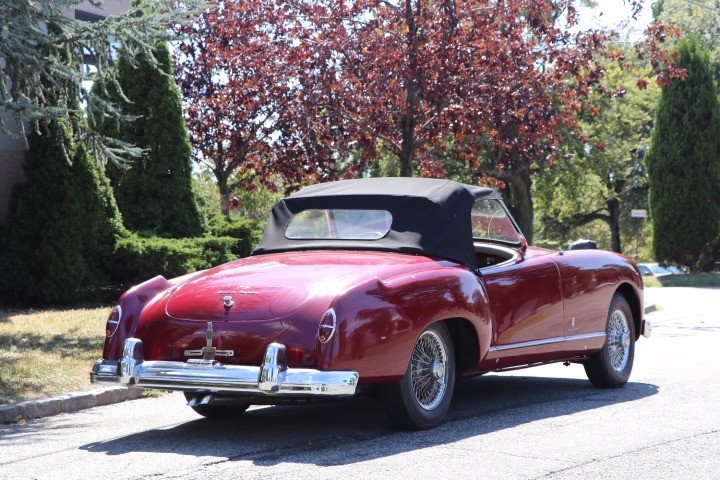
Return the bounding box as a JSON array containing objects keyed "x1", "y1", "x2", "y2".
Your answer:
[{"x1": 530, "y1": 429, "x2": 720, "y2": 479}]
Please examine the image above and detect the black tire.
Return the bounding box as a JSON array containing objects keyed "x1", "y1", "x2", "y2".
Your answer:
[
  {"x1": 584, "y1": 294, "x2": 636, "y2": 388},
  {"x1": 183, "y1": 392, "x2": 251, "y2": 419},
  {"x1": 380, "y1": 323, "x2": 455, "y2": 430}
]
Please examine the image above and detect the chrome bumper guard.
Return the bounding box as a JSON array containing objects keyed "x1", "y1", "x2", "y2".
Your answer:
[
  {"x1": 642, "y1": 319, "x2": 652, "y2": 338},
  {"x1": 91, "y1": 338, "x2": 359, "y2": 397}
]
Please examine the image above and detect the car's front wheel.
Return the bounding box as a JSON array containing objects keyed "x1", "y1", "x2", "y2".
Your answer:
[
  {"x1": 584, "y1": 294, "x2": 636, "y2": 388},
  {"x1": 183, "y1": 392, "x2": 251, "y2": 419},
  {"x1": 381, "y1": 323, "x2": 455, "y2": 430}
]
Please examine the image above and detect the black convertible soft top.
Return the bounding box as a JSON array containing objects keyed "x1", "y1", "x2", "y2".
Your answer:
[{"x1": 252, "y1": 177, "x2": 503, "y2": 269}]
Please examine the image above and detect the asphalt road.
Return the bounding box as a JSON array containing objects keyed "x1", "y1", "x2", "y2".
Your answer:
[{"x1": 1, "y1": 286, "x2": 719, "y2": 480}]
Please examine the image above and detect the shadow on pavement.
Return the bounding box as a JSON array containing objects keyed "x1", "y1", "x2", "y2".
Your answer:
[{"x1": 79, "y1": 373, "x2": 658, "y2": 467}]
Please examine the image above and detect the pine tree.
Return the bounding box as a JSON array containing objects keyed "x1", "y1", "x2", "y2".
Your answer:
[
  {"x1": 0, "y1": 0, "x2": 202, "y2": 165},
  {"x1": 100, "y1": 42, "x2": 205, "y2": 237},
  {"x1": 646, "y1": 38, "x2": 720, "y2": 271},
  {"x1": 0, "y1": 122, "x2": 125, "y2": 304}
]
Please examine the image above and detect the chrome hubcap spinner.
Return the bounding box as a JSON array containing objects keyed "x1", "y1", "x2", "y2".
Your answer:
[
  {"x1": 608, "y1": 309, "x2": 631, "y2": 372},
  {"x1": 411, "y1": 330, "x2": 448, "y2": 411}
]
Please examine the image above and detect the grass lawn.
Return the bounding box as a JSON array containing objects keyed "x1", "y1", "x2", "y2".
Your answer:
[
  {"x1": 642, "y1": 272, "x2": 720, "y2": 288},
  {"x1": 0, "y1": 306, "x2": 109, "y2": 404}
]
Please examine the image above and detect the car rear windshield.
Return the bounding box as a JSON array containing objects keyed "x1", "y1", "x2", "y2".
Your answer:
[{"x1": 285, "y1": 209, "x2": 393, "y2": 240}]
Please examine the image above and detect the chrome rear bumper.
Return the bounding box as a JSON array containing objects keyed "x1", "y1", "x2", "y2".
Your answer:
[{"x1": 91, "y1": 338, "x2": 359, "y2": 397}]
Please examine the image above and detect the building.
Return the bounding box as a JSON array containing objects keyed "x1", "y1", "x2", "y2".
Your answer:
[{"x1": 0, "y1": 0, "x2": 130, "y2": 223}]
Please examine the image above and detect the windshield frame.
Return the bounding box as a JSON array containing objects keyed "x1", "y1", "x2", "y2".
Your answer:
[{"x1": 470, "y1": 199, "x2": 524, "y2": 247}]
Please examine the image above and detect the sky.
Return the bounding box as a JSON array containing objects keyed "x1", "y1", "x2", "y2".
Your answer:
[{"x1": 577, "y1": 0, "x2": 655, "y2": 41}]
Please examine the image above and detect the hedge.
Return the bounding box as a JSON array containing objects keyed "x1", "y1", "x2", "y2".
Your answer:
[
  {"x1": 112, "y1": 234, "x2": 238, "y2": 285},
  {"x1": 206, "y1": 214, "x2": 264, "y2": 257}
]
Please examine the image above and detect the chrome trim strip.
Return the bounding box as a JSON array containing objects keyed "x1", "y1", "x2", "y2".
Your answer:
[
  {"x1": 91, "y1": 338, "x2": 358, "y2": 397},
  {"x1": 488, "y1": 332, "x2": 606, "y2": 352},
  {"x1": 184, "y1": 349, "x2": 235, "y2": 357}
]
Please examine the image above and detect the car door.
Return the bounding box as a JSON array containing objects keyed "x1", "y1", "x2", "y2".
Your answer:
[
  {"x1": 481, "y1": 249, "x2": 564, "y2": 351},
  {"x1": 469, "y1": 199, "x2": 565, "y2": 368}
]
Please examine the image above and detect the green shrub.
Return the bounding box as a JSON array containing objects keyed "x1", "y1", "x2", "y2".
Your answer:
[
  {"x1": 0, "y1": 122, "x2": 125, "y2": 305},
  {"x1": 112, "y1": 234, "x2": 238, "y2": 284},
  {"x1": 207, "y1": 214, "x2": 264, "y2": 257},
  {"x1": 96, "y1": 41, "x2": 206, "y2": 238}
]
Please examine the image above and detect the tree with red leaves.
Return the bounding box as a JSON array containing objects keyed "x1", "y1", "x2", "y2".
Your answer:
[
  {"x1": 178, "y1": 0, "x2": 681, "y2": 236},
  {"x1": 175, "y1": 2, "x2": 336, "y2": 215},
  {"x1": 294, "y1": 0, "x2": 682, "y2": 242}
]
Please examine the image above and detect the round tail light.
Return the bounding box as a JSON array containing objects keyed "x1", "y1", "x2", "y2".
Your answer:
[
  {"x1": 105, "y1": 306, "x2": 122, "y2": 337},
  {"x1": 318, "y1": 309, "x2": 337, "y2": 343}
]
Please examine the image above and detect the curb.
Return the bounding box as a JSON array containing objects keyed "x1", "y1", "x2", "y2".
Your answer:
[
  {"x1": 644, "y1": 304, "x2": 656, "y2": 315},
  {"x1": 0, "y1": 387, "x2": 144, "y2": 424}
]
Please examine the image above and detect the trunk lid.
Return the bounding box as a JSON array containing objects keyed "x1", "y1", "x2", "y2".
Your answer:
[{"x1": 165, "y1": 250, "x2": 427, "y2": 322}]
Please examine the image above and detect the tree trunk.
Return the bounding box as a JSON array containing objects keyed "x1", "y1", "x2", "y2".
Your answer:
[
  {"x1": 217, "y1": 171, "x2": 231, "y2": 216},
  {"x1": 399, "y1": 126, "x2": 415, "y2": 177},
  {"x1": 504, "y1": 171, "x2": 534, "y2": 245},
  {"x1": 606, "y1": 196, "x2": 622, "y2": 253},
  {"x1": 399, "y1": 0, "x2": 417, "y2": 178}
]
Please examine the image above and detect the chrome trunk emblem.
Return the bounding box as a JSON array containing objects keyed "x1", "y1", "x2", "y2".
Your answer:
[
  {"x1": 222, "y1": 296, "x2": 235, "y2": 312},
  {"x1": 184, "y1": 322, "x2": 234, "y2": 360}
]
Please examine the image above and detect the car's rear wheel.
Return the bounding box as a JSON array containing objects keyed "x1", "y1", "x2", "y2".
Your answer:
[
  {"x1": 183, "y1": 392, "x2": 251, "y2": 419},
  {"x1": 584, "y1": 294, "x2": 635, "y2": 388},
  {"x1": 381, "y1": 323, "x2": 455, "y2": 430}
]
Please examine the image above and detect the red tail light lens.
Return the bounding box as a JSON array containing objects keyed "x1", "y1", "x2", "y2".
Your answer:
[{"x1": 105, "y1": 306, "x2": 122, "y2": 337}]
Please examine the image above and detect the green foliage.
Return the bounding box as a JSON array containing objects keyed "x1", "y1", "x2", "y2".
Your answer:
[
  {"x1": 98, "y1": 42, "x2": 205, "y2": 238},
  {"x1": 654, "y1": 0, "x2": 720, "y2": 81},
  {"x1": 0, "y1": 0, "x2": 202, "y2": 165},
  {"x1": 534, "y1": 54, "x2": 660, "y2": 254},
  {"x1": 112, "y1": 234, "x2": 237, "y2": 284},
  {"x1": 646, "y1": 38, "x2": 720, "y2": 271},
  {"x1": 0, "y1": 122, "x2": 125, "y2": 304},
  {"x1": 206, "y1": 215, "x2": 264, "y2": 258}
]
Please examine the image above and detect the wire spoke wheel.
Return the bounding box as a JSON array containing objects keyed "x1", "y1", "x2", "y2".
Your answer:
[
  {"x1": 584, "y1": 294, "x2": 635, "y2": 388},
  {"x1": 607, "y1": 310, "x2": 631, "y2": 372},
  {"x1": 410, "y1": 330, "x2": 448, "y2": 410},
  {"x1": 380, "y1": 323, "x2": 455, "y2": 430}
]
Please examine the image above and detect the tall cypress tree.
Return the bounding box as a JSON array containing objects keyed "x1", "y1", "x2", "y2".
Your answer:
[
  {"x1": 646, "y1": 38, "x2": 720, "y2": 271},
  {"x1": 0, "y1": 122, "x2": 125, "y2": 304},
  {"x1": 102, "y1": 41, "x2": 205, "y2": 237}
]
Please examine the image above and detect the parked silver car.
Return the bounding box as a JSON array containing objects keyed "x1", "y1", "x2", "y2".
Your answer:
[{"x1": 638, "y1": 263, "x2": 684, "y2": 277}]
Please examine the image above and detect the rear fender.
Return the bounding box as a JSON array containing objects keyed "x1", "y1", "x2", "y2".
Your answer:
[
  {"x1": 318, "y1": 266, "x2": 492, "y2": 382},
  {"x1": 102, "y1": 275, "x2": 177, "y2": 360}
]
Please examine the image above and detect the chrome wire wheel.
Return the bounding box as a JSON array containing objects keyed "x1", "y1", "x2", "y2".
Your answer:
[
  {"x1": 585, "y1": 294, "x2": 634, "y2": 389},
  {"x1": 607, "y1": 309, "x2": 631, "y2": 372},
  {"x1": 410, "y1": 330, "x2": 448, "y2": 411}
]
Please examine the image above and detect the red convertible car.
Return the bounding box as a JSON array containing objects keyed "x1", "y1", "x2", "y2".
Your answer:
[{"x1": 92, "y1": 178, "x2": 650, "y2": 429}]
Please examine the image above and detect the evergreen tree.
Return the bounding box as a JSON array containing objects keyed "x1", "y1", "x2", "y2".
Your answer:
[
  {"x1": 0, "y1": 0, "x2": 202, "y2": 165},
  {"x1": 0, "y1": 122, "x2": 125, "y2": 304},
  {"x1": 100, "y1": 42, "x2": 205, "y2": 237},
  {"x1": 646, "y1": 38, "x2": 720, "y2": 271}
]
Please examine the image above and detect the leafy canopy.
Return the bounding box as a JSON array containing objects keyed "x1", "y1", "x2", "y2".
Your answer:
[
  {"x1": 0, "y1": 0, "x2": 201, "y2": 166},
  {"x1": 534, "y1": 54, "x2": 660, "y2": 253}
]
